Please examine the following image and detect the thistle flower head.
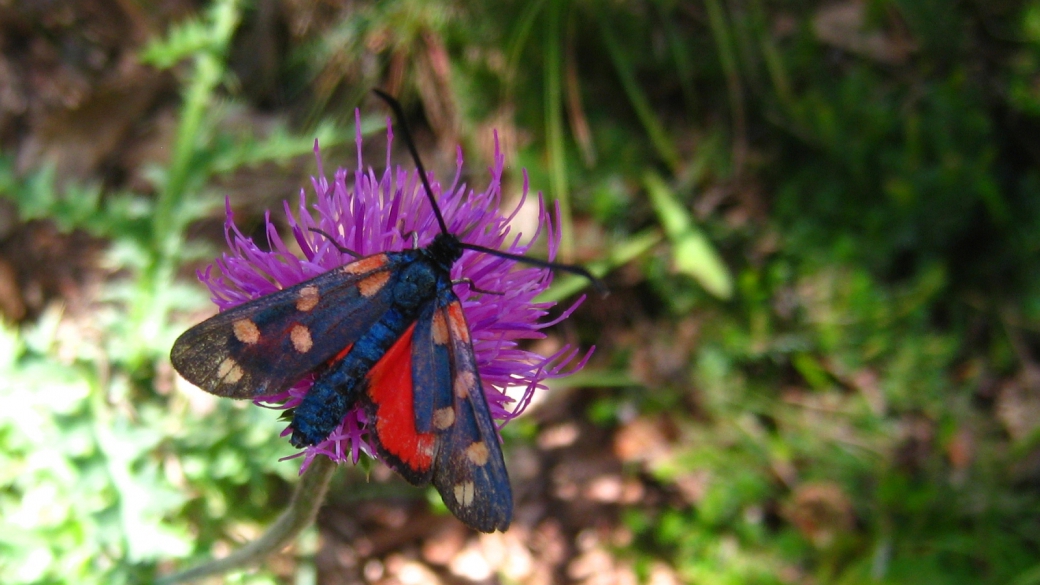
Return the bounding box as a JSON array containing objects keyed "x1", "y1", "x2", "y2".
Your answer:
[{"x1": 197, "y1": 112, "x2": 590, "y2": 469}]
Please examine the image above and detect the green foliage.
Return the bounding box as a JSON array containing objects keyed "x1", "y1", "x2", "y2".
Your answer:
[
  {"x1": 0, "y1": 0, "x2": 347, "y2": 582},
  {"x1": 485, "y1": 0, "x2": 1040, "y2": 582},
  {"x1": 645, "y1": 171, "x2": 733, "y2": 299},
  {"x1": 4, "y1": 0, "x2": 1040, "y2": 583}
]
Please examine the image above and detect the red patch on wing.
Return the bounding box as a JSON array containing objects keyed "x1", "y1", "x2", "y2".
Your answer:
[
  {"x1": 366, "y1": 324, "x2": 435, "y2": 472},
  {"x1": 329, "y1": 343, "x2": 354, "y2": 365},
  {"x1": 445, "y1": 302, "x2": 470, "y2": 343}
]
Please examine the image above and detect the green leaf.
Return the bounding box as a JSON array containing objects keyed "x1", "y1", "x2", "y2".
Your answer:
[{"x1": 644, "y1": 172, "x2": 732, "y2": 299}]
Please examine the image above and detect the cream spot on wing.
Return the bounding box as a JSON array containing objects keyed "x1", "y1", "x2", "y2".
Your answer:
[
  {"x1": 466, "y1": 441, "x2": 489, "y2": 466},
  {"x1": 433, "y1": 407, "x2": 455, "y2": 430},
  {"x1": 341, "y1": 254, "x2": 387, "y2": 275},
  {"x1": 233, "y1": 319, "x2": 260, "y2": 344},
  {"x1": 217, "y1": 357, "x2": 244, "y2": 384},
  {"x1": 431, "y1": 311, "x2": 449, "y2": 345},
  {"x1": 446, "y1": 303, "x2": 470, "y2": 343},
  {"x1": 421, "y1": 439, "x2": 436, "y2": 459},
  {"x1": 357, "y1": 271, "x2": 391, "y2": 298},
  {"x1": 455, "y1": 370, "x2": 476, "y2": 399},
  {"x1": 454, "y1": 481, "x2": 476, "y2": 507},
  {"x1": 296, "y1": 285, "x2": 320, "y2": 312},
  {"x1": 291, "y1": 324, "x2": 313, "y2": 353}
]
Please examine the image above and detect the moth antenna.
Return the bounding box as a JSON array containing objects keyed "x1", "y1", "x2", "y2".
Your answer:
[
  {"x1": 460, "y1": 242, "x2": 608, "y2": 295},
  {"x1": 373, "y1": 88, "x2": 607, "y2": 296},
  {"x1": 372, "y1": 89, "x2": 451, "y2": 236}
]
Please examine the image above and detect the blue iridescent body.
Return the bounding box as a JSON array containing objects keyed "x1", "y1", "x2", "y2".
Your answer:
[{"x1": 288, "y1": 240, "x2": 452, "y2": 448}]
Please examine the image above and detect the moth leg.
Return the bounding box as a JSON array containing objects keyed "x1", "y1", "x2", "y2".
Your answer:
[
  {"x1": 452, "y1": 277, "x2": 503, "y2": 296},
  {"x1": 402, "y1": 231, "x2": 420, "y2": 249},
  {"x1": 309, "y1": 227, "x2": 361, "y2": 258}
]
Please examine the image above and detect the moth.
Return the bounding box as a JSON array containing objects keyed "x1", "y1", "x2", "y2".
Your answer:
[{"x1": 171, "y1": 90, "x2": 600, "y2": 532}]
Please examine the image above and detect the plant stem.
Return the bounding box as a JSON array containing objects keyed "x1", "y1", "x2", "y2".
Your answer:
[{"x1": 158, "y1": 456, "x2": 337, "y2": 584}]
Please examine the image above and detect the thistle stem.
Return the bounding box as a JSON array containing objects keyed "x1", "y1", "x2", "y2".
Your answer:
[{"x1": 158, "y1": 456, "x2": 336, "y2": 584}]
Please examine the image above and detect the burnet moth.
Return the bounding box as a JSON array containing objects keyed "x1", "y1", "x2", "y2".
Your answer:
[{"x1": 170, "y1": 90, "x2": 601, "y2": 532}]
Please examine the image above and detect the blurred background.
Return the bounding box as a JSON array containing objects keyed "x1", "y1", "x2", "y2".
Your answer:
[{"x1": 2, "y1": 0, "x2": 1040, "y2": 583}]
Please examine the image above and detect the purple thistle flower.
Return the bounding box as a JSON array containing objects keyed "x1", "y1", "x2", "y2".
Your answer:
[{"x1": 197, "y1": 111, "x2": 592, "y2": 471}]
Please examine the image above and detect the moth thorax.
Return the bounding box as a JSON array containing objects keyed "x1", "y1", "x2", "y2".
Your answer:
[{"x1": 394, "y1": 261, "x2": 438, "y2": 309}]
